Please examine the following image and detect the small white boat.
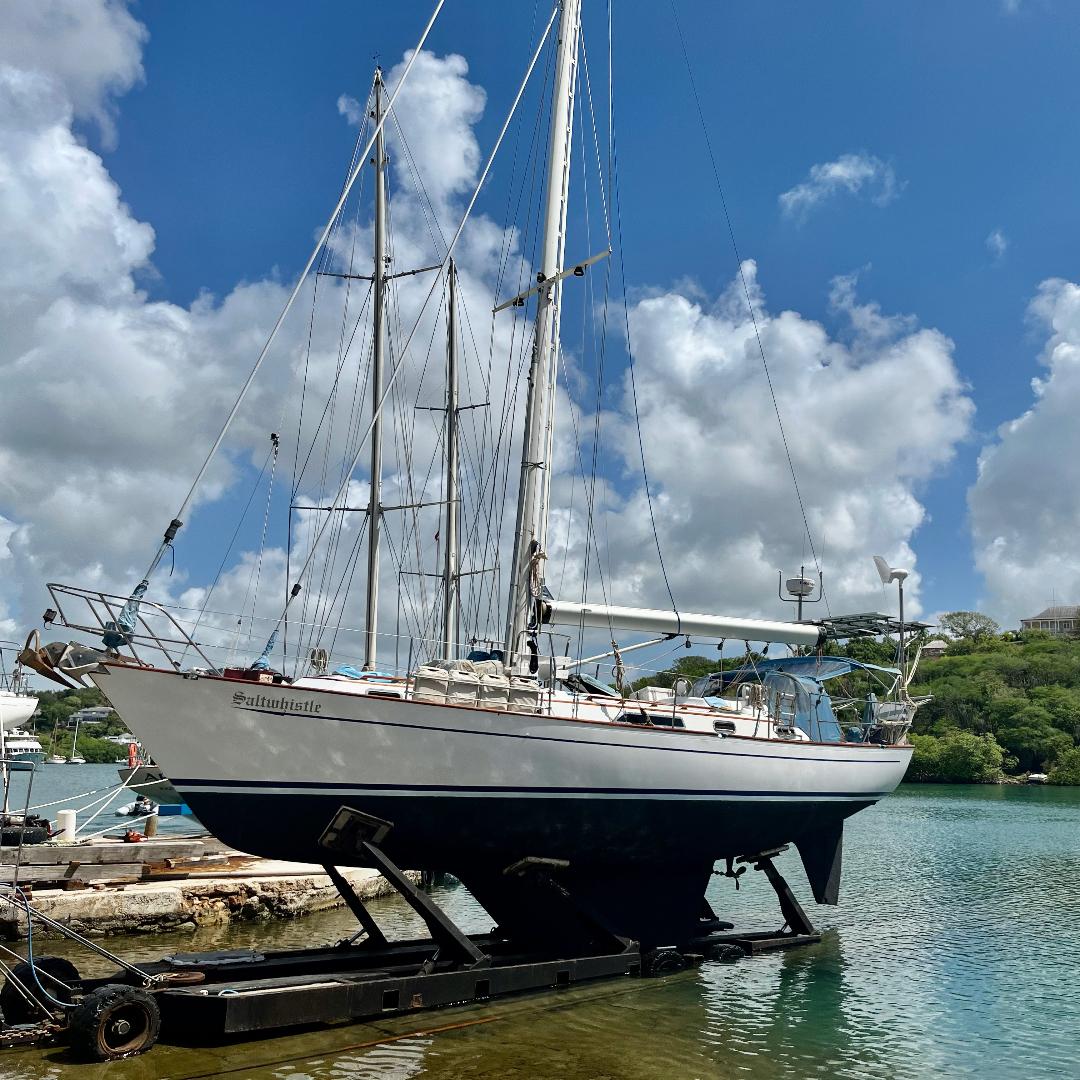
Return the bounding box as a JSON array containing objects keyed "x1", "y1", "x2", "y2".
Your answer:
[{"x1": 115, "y1": 796, "x2": 156, "y2": 817}]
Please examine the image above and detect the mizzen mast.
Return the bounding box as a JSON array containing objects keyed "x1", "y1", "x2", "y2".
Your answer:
[{"x1": 505, "y1": 0, "x2": 582, "y2": 672}]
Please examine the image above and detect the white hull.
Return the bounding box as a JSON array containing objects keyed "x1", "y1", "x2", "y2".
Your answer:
[
  {"x1": 92, "y1": 663, "x2": 911, "y2": 876},
  {"x1": 0, "y1": 691, "x2": 37, "y2": 733}
]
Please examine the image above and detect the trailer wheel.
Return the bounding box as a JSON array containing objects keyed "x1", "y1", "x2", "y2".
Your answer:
[
  {"x1": 643, "y1": 949, "x2": 688, "y2": 977},
  {"x1": 706, "y1": 943, "x2": 745, "y2": 963},
  {"x1": 69, "y1": 985, "x2": 160, "y2": 1061},
  {"x1": 1, "y1": 956, "x2": 80, "y2": 1023}
]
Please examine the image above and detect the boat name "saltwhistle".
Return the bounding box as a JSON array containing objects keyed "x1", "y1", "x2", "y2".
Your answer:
[{"x1": 231, "y1": 691, "x2": 322, "y2": 714}]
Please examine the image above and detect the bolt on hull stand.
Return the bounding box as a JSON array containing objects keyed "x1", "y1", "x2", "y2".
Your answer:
[{"x1": 0, "y1": 809, "x2": 818, "y2": 1061}]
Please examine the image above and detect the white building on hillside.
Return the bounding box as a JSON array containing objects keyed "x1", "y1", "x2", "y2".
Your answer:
[{"x1": 1020, "y1": 606, "x2": 1080, "y2": 636}]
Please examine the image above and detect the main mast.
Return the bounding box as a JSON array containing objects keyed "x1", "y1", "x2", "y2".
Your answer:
[
  {"x1": 504, "y1": 0, "x2": 582, "y2": 672},
  {"x1": 442, "y1": 261, "x2": 460, "y2": 659},
  {"x1": 363, "y1": 70, "x2": 389, "y2": 670}
]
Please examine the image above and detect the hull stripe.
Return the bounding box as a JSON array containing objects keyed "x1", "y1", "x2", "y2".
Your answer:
[{"x1": 174, "y1": 778, "x2": 890, "y2": 801}]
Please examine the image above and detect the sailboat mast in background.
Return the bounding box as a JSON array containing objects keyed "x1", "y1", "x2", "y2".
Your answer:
[
  {"x1": 362, "y1": 69, "x2": 389, "y2": 670},
  {"x1": 442, "y1": 261, "x2": 460, "y2": 660}
]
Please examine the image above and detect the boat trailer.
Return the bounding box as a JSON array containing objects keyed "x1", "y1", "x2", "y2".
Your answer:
[{"x1": 0, "y1": 808, "x2": 819, "y2": 1061}]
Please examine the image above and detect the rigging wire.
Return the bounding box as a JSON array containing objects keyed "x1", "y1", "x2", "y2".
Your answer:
[
  {"x1": 609, "y1": 4, "x2": 678, "y2": 619},
  {"x1": 231, "y1": 437, "x2": 281, "y2": 664},
  {"x1": 667, "y1": 0, "x2": 830, "y2": 613},
  {"x1": 177, "y1": 435, "x2": 278, "y2": 666},
  {"x1": 287, "y1": 91, "x2": 374, "y2": 667},
  {"x1": 557, "y1": 38, "x2": 618, "y2": 668}
]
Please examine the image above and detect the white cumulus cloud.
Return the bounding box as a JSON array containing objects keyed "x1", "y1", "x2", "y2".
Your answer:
[
  {"x1": 970, "y1": 278, "x2": 1080, "y2": 625},
  {"x1": 547, "y1": 266, "x2": 973, "y2": 624},
  {"x1": 779, "y1": 153, "x2": 902, "y2": 223},
  {"x1": 0, "y1": 0, "x2": 145, "y2": 146},
  {"x1": 336, "y1": 93, "x2": 364, "y2": 126}
]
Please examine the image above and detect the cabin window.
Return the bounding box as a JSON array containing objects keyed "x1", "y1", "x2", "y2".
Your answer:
[
  {"x1": 615, "y1": 710, "x2": 684, "y2": 729},
  {"x1": 646, "y1": 713, "x2": 685, "y2": 730}
]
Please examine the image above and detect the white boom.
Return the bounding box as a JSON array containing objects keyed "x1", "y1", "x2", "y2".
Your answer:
[{"x1": 545, "y1": 600, "x2": 825, "y2": 648}]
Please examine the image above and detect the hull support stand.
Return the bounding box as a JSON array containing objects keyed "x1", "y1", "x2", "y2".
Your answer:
[
  {"x1": 320, "y1": 806, "x2": 488, "y2": 967},
  {"x1": 696, "y1": 846, "x2": 820, "y2": 958},
  {"x1": 321, "y1": 864, "x2": 388, "y2": 948},
  {"x1": 743, "y1": 847, "x2": 816, "y2": 938}
]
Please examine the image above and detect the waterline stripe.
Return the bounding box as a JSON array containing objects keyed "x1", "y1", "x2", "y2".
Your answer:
[{"x1": 173, "y1": 779, "x2": 887, "y2": 801}]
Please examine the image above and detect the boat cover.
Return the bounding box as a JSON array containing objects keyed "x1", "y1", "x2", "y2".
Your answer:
[{"x1": 693, "y1": 655, "x2": 901, "y2": 742}]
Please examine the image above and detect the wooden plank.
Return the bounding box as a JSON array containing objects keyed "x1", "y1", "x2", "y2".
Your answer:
[
  {"x1": 0, "y1": 841, "x2": 203, "y2": 866},
  {"x1": 0, "y1": 862, "x2": 146, "y2": 884}
]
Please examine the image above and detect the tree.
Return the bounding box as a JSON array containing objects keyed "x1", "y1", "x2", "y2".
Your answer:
[
  {"x1": 1048, "y1": 747, "x2": 1080, "y2": 785},
  {"x1": 938, "y1": 611, "x2": 1001, "y2": 641},
  {"x1": 906, "y1": 731, "x2": 1005, "y2": 783},
  {"x1": 986, "y1": 699, "x2": 1073, "y2": 772}
]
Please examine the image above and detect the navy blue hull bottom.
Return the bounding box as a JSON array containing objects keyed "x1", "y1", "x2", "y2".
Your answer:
[{"x1": 179, "y1": 789, "x2": 867, "y2": 949}]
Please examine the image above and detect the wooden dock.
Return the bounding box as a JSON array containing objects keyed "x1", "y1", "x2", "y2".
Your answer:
[{"x1": 0, "y1": 837, "x2": 237, "y2": 888}]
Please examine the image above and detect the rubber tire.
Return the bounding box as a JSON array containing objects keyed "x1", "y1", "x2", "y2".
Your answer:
[
  {"x1": 706, "y1": 943, "x2": 745, "y2": 963},
  {"x1": 644, "y1": 949, "x2": 688, "y2": 977},
  {"x1": 0, "y1": 826, "x2": 50, "y2": 847},
  {"x1": 69, "y1": 984, "x2": 160, "y2": 1062},
  {"x1": 0, "y1": 956, "x2": 80, "y2": 1023}
]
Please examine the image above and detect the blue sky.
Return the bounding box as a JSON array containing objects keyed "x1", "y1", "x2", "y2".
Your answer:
[
  {"x1": 95, "y1": 1, "x2": 1075, "y2": 616},
  {"x1": 3, "y1": 0, "x2": 1080, "y2": 649}
]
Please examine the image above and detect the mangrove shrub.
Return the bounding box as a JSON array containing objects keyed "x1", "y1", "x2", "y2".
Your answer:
[
  {"x1": 907, "y1": 731, "x2": 1005, "y2": 784},
  {"x1": 1048, "y1": 747, "x2": 1080, "y2": 785}
]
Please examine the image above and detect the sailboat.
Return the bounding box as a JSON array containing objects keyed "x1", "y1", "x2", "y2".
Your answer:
[
  {"x1": 30, "y1": 1, "x2": 924, "y2": 949},
  {"x1": 43, "y1": 716, "x2": 65, "y2": 765},
  {"x1": 66, "y1": 717, "x2": 86, "y2": 764}
]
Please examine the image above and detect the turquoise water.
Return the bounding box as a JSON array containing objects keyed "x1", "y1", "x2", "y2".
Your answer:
[
  {"x1": 1, "y1": 763, "x2": 203, "y2": 839},
  {"x1": 2, "y1": 784, "x2": 1079, "y2": 1077}
]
